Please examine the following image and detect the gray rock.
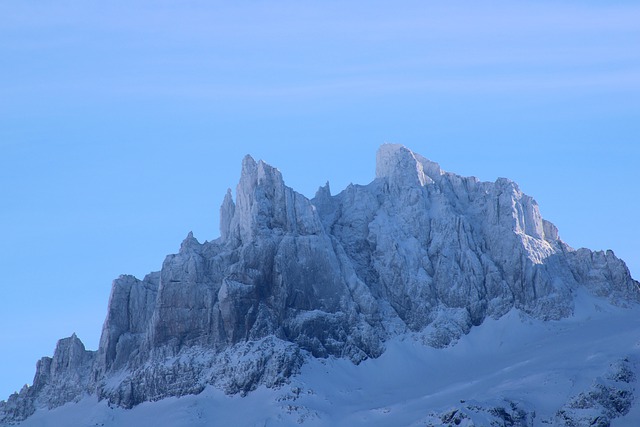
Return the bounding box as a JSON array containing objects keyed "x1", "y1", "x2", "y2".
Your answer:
[
  {"x1": 0, "y1": 334, "x2": 95, "y2": 423},
  {"x1": 553, "y1": 357, "x2": 636, "y2": 426},
  {"x1": 2, "y1": 144, "x2": 639, "y2": 421},
  {"x1": 425, "y1": 399, "x2": 535, "y2": 427}
]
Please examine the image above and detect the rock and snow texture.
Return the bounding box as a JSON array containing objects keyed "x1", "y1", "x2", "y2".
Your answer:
[
  {"x1": 0, "y1": 334, "x2": 95, "y2": 422},
  {"x1": 1, "y1": 144, "x2": 639, "y2": 425},
  {"x1": 5, "y1": 297, "x2": 640, "y2": 427}
]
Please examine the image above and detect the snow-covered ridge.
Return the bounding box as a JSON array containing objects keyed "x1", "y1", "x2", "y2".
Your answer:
[{"x1": 1, "y1": 144, "x2": 638, "y2": 425}]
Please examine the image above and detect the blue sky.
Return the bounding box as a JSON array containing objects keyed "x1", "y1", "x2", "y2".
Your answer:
[{"x1": 1, "y1": 1, "x2": 639, "y2": 399}]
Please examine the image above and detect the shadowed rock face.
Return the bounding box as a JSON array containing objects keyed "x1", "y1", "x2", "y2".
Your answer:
[
  {"x1": 2, "y1": 144, "x2": 638, "y2": 421},
  {"x1": 0, "y1": 334, "x2": 95, "y2": 422}
]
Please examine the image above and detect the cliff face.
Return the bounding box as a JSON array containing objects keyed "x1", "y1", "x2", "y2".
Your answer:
[
  {"x1": 0, "y1": 334, "x2": 95, "y2": 421},
  {"x1": 2, "y1": 144, "x2": 638, "y2": 422}
]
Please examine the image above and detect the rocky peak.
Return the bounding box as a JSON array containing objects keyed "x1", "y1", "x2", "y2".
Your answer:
[
  {"x1": 314, "y1": 181, "x2": 331, "y2": 200},
  {"x1": 2, "y1": 144, "x2": 639, "y2": 422},
  {"x1": 0, "y1": 333, "x2": 96, "y2": 423},
  {"x1": 219, "y1": 188, "x2": 235, "y2": 241},
  {"x1": 179, "y1": 231, "x2": 200, "y2": 253},
  {"x1": 375, "y1": 143, "x2": 442, "y2": 187},
  {"x1": 226, "y1": 155, "x2": 323, "y2": 242},
  {"x1": 49, "y1": 334, "x2": 88, "y2": 377}
]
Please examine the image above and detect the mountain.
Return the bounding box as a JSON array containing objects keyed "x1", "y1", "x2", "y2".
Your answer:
[{"x1": 2, "y1": 144, "x2": 639, "y2": 426}]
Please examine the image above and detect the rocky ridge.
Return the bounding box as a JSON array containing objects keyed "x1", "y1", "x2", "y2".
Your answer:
[{"x1": 1, "y1": 144, "x2": 638, "y2": 423}]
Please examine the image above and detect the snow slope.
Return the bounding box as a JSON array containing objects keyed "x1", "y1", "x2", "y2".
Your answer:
[{"x1": 12, "y1": 291, "x2": 640, "y2": 426}]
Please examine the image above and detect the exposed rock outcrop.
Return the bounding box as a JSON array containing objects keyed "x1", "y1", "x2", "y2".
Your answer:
[
  {"x1": 2, "y1": 144, "x2": 638, "y2": 422},
  {"x1": 0, "y1": 334, "x2": 95, "y2": 422},
  {"x1": 554, "y1": 357, "x2": 637, "y2": 426}
]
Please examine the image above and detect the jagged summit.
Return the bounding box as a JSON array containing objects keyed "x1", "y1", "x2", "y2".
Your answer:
[
  {"x1": 2, "y1": 144, "x2": 638, "y2": 424},
  {"x1": 226, "y1": 153, "x2": 324, "y2": 243},
  {"x1": 375, "y1": 143, "x2": 442, "y2": 186}
]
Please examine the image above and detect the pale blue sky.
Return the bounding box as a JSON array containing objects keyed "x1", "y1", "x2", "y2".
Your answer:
[{"x1": 1, "y1": 1, "x2": 639, "y2": 399}]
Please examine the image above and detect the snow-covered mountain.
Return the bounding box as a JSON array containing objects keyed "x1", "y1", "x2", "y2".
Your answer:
[{"x1": 2, "y1": 144, "x2": 639, "y2": 426}]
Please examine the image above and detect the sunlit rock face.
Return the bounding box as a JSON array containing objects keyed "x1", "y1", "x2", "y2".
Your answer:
[{"x1": 2, "y1": 144, "x2": 638, "y2": 421}]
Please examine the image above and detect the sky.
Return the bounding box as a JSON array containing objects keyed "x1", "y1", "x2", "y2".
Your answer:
[{"x1": 1, "y1": 1, "x2": 639, "y2": 400}]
